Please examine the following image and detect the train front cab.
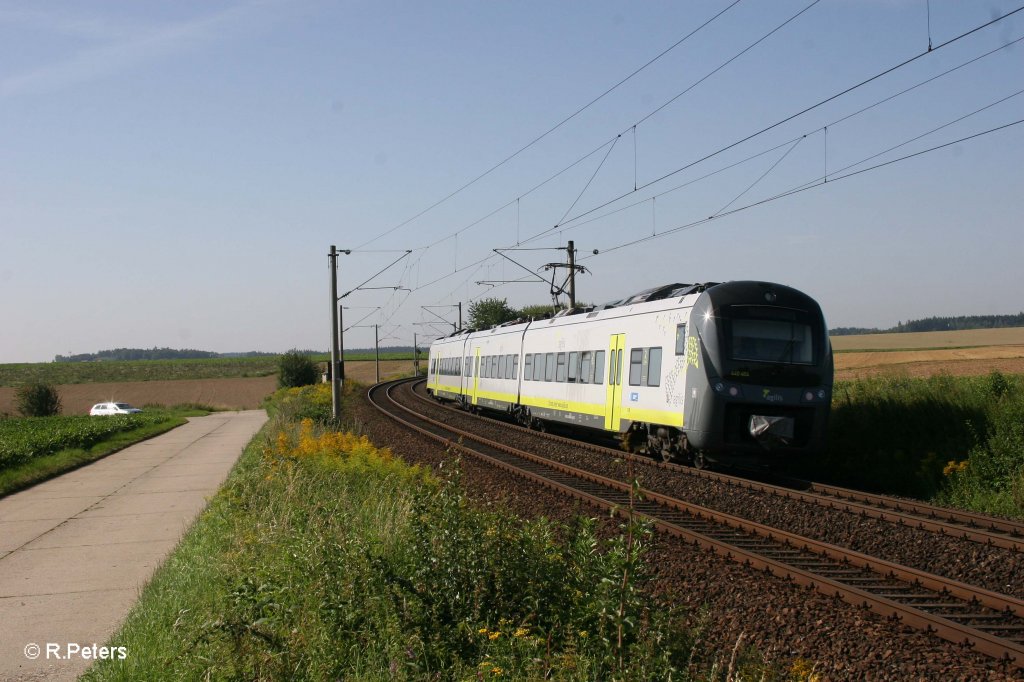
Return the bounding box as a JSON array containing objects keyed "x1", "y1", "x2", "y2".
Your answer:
[{"x1": 683, "y1": 281, "x2": 833, "y2": 464}]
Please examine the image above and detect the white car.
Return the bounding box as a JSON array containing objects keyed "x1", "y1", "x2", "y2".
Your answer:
[{"x1": 90, "y1": 402, "x2": 143, "y2": 416}]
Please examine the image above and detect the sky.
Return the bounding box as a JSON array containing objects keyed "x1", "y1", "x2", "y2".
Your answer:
[{"x1": 1, "y1": 0, "x2": 1022, "y2": 362}]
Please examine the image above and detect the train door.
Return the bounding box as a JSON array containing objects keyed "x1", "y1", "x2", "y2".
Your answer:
[
  {"x1": 604, "y1": 334, "x2": 625, "y2": 431},
  {"x1": 472, "y1": 347, "x2": 481, "y2": 406}
]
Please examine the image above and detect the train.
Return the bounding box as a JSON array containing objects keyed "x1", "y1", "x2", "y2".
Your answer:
[{"x1": 426, "y1": 280, "x2": 833, "y2": 467}]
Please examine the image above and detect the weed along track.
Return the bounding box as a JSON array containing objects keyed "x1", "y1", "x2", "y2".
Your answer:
[{"x1": 368, "y1": 377, "x2": 1024, "y2": 672}]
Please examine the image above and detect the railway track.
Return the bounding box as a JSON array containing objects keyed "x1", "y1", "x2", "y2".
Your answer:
[
  {"x1": 409, "y1": 378, "x2": 1024, "y2": 554},
  {"x1": 372, "y1": 377, "x2": 1024, "y2": 669}
]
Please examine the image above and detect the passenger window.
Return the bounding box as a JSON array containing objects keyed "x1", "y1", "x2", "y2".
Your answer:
[
  {"x1": 533, "y1": 353, "x2": 545, "y2": 381},
  {"x1": 568, "y1": 352, "x2": 579, "y2": 382},
  {"x1": 545, "y1": 353, "x2": 555, "y2": 382},
  {"x1": 511, "y1": 355, "x2": 518, "y2": 379},
  {"x1": 629, "y1": 349, "x2": 643, "y2": 386},
  {"x1": 580, "y1": 351, "x2": 592, "y2": 384},
  {"x1": 648, "y1": 347, "x2": 662, "y2": 387},
  {"x1": 594, "y1": 350, "x2": 605, "y2": 384},
  {"x1": 556, "y1": 353, "x2": 567, "y2": 382},
  {"x1": 675, "y1": 324, "x2": 687, "y2": 355},
  {"x1": 499, "y1": 355, "x2": 506, "y2": 379},
  {"x1": 524, "y1": 354, "x2": 532, "y2": 381}
]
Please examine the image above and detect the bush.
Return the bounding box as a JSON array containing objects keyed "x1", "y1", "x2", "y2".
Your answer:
[
  {"x1": 15, "y1": 382, "x2": 62, "y2": 417},
  {"x1": 277, "y1": 350, "x2": 319, "y2": 388}
]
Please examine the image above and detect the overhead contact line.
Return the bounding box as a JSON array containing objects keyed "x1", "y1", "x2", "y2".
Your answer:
[{"x1": 355, "y1": 0, "x2": 745, "y2": 251}]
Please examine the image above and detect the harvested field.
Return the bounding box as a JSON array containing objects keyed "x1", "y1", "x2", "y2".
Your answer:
[
  {"x1": 0, "y1": 361, "x2": 415, "y2": 416},
  {"x1": 831, "y1": 328, "x2": 1024, "y2": 380},
  {"x1": 831, "y1": 327, "x2": 1024, "y2": 351}
]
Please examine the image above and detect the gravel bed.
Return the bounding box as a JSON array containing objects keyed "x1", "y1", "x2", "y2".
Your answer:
[
  {"x1": 400, "y1": 383, "x2": 1024, "y2": 602},
  {"x1": 351, "y1": 383, "x2": 1020, "y2": 680}
]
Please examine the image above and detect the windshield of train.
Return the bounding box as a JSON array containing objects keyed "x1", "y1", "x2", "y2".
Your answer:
[{"x1": 727, "y1": 306, "x2": 814, "y2": 365}]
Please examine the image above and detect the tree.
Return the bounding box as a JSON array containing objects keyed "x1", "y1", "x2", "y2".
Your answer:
[
  {"x1": 519, "y1": 303, "x2": 561, "y2": 319},
  {"x1": 16, "y1": 382, "x2": 62, "y2": 417},
  {"x1": 467, "y1": 298, "x2": 519, "y2": 329},
  {"x1": 278, "y1": 350, "x2": 319, "y2": 388}
]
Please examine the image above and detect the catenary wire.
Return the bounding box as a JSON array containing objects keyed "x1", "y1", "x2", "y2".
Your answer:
[
  {"x1": 533, "y1": 32, "x2": 1024, "y2": 241},
  {"x1": 354, "y1": 0, "x2": 745, "y2": 251},
  {"x1": 588, "y1": 117, "x2": 1024, "y2": 257},
  {"x1": 522, "y1": 4, "x2": 1024, "y2": 244}
]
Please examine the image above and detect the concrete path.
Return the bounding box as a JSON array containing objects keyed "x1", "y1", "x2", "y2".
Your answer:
[{"x1": 0, "y1": 410, "x2": 267, "y2": 681}]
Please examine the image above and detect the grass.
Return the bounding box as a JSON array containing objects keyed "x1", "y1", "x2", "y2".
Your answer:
[
  {"x1": 786, "y1": 371, "x2": 1024, "y2": 519},
  {"x1": 82, "y1": 384, "x2": 788, "y2": 681},
  {"x1": 0, "y1": 406, "x2": 210, "y2": 498}
]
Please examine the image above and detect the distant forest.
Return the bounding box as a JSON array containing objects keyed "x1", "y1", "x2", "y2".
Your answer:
[
  {"x1": 830, "y1": 313, "x2": 1024, "y2": 336},
  {"x1": 53, "y1": 347, "x2": 417, "y2": 362},
  {"x1": 54, "y1": 348, "x2": 279, "y2": 362}
]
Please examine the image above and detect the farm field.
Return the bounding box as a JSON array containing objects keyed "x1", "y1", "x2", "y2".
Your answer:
[
  {"x1": 0, "y1": 361, "x2": 415, "y2": 415},
  {"x1": 0, "y1": 353, "x2": 414, "y2": 387},
  {"x1": 831, "y1": 327, "x2": 1024, "y2": 381}
]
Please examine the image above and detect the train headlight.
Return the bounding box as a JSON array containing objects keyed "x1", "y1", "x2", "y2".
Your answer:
[
  {"x1": 801, "y1": 388, "x2": 829, "y2": 402},
  {"x1": 713, "y1": 381, "x2": 742, "y2": 398}
]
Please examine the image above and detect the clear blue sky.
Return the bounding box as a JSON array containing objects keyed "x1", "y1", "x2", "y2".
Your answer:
[{"x1": 1, "y1": 0, "x2": 1021, "y2": 362}]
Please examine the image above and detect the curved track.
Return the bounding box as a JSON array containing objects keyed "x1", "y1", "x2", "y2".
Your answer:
[
  {"x1": 410, "y1": 378, "x2": 1024, "y2": 554},
  {"x1": 371, "y1": 377, "x2": 1024, "y2": 669}
]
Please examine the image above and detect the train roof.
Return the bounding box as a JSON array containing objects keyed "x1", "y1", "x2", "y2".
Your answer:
[{"x1": 427, "y1": 281, "x2": 814, "y2": 348}]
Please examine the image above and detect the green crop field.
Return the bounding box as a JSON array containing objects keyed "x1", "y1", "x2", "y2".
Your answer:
[{"x1": 0, "y1": 414, "x2": 164, "y2": 470}]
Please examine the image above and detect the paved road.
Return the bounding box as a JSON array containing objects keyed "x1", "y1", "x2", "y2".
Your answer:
[{"x1": 0, "y1": 410, "x2": 267, "y2": 681}]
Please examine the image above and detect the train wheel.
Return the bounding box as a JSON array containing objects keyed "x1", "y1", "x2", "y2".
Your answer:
[
  {"x1": 660, "y1": 449, "x2": 674, "y2": 463},
  {"x1": 692, "y1": 451, "x2": 709, "y2": 470}
]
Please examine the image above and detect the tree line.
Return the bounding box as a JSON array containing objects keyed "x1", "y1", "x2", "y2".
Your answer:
[
  {"x1": 830, "y1": 313, "x2": 1024, "y2": 336},
  {"x1": 54, "y1": 348, "x2": 277, "y2": 362}
]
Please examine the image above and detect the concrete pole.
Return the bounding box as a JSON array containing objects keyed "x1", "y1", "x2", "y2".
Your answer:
[
  {"x1": 413, "y1": 333, "x2": 420, "y2": 376},
  {"x1": 329, "y1": 246, "x2": 340, "y2": 420},
  {"x1": 457, "y1": 302, "x2": 462, "y2": 331},
  {"x1": 567, "y1": 240, "x2": 576, "y2": 309},
  {"x1": 374, "y1": 324, "x2": 380, "y2": 383}
]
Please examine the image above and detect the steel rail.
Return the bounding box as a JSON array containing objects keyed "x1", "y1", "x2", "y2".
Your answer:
[
  {"x1": 409, "y1": 380, "x2": 1024, "y2": 553},
  {"x1": 377, "y1": 378, "x2": 1024, "y2": 667}
]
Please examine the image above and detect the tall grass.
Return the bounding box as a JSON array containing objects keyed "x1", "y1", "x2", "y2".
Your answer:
[
  {"x1": 792, "y1": 371, "x2": 1024, "y2": 518},
  {"x1": 84, "y1": 384, "x2": 785, "y2": 681}
]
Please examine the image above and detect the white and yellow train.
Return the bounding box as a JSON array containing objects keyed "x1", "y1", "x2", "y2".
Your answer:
[{"x1": 427, "y1": 281, "x2": 833, "y2": 466}]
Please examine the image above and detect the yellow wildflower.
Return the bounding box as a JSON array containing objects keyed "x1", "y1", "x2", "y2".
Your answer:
[
  {"x1": 513, "y1": 627, "x2": 529, "y2": 638},
  {"x1": 488, "y1": 631, "x2": 501, "y2": 640}
]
